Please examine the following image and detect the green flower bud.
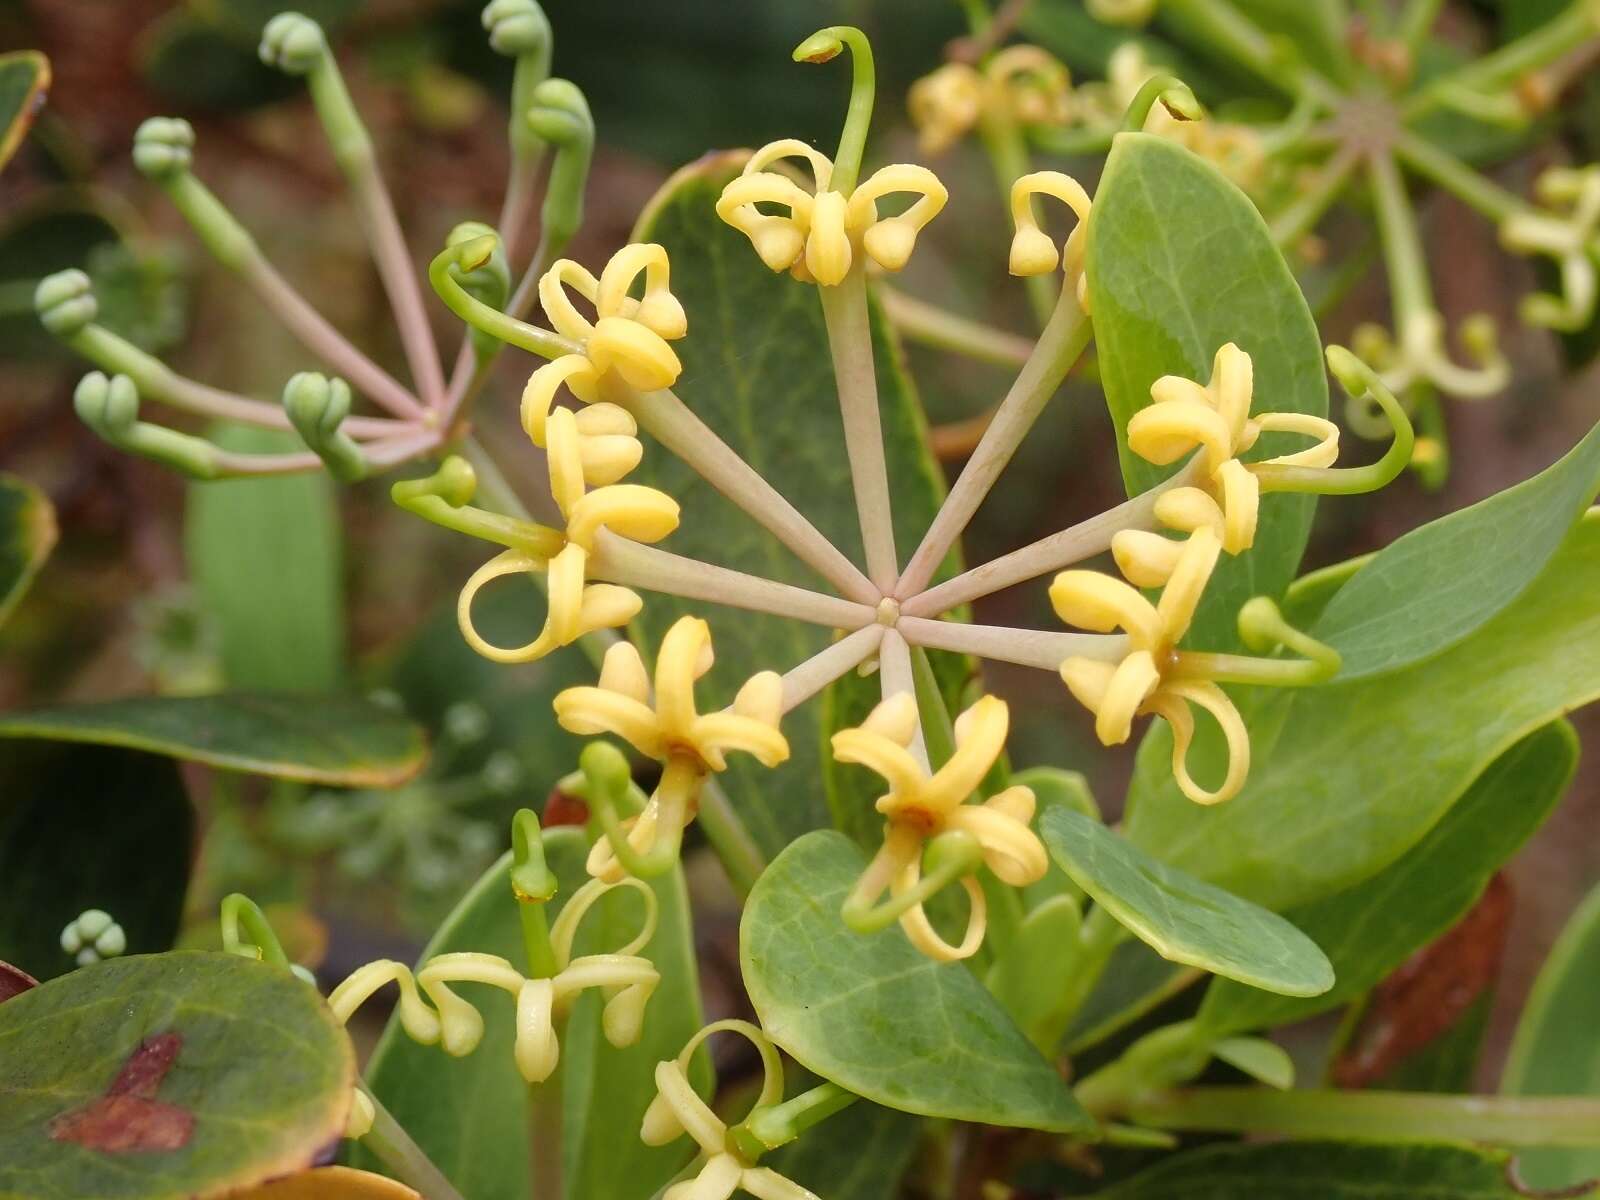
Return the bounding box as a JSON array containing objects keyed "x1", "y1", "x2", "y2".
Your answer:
[
  {"x1": 283, "y1": 371, "x2": 367, "y2": 481},
  {"x1": 34, "y1": 269, "x2": 97, "y2": 337},
  {"x1": 482, "y1": 0, "x2": 551, "y2": 57},
  {"x1": 60, "y1": 909, "x2": 126, "y2": 966},
  {"x1": 259, "y1": 12, "x2": 329, "y2": 75},
  {"x1": 132, "y1": 116, "x2": 195, "y2": 179},
  {"x1": 74, "y1": 372, "x2": 140, "y2": 437}
]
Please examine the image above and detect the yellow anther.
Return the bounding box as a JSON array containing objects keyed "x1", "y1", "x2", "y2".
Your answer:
[
  {"x1": 327, "y1": 877, "x2": 659, "y2": 1108},
  {"x1": 553, "y1": 617, "x2": 789, "y2": 882},
  {"x1": 717, "y1": 143, "x2": 947, "y2": 286},
  {"x1": 833, "y1": 693, "x2": 1047, "y2": 962},
  {"x1": 1008, "y1": 170, "x2": 1094, "y2": 308},
  {"x1": 1501, "y1": 165, "x2": 1600, "y2": 331},
  {"x1": 1127, "y1": 343, "x2": 1340, "y2": 554},
  {"x1": 1052, "y1": 526, "x2": 1251, "y2": 805},
  {"x1": 641, "y1": 1021, "x2": 817, "y2": 1200},
  {"x1": 535, "y1": 243, "x2": 687, "y2": 395}
]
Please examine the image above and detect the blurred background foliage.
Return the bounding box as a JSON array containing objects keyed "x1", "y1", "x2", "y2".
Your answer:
[{"x1": 1, "y1": 0, "x2": 1597, "y2": 1080}]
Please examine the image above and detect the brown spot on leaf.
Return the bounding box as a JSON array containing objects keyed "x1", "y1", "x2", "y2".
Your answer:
[
  {"x1": 1332, "y1": 874, "x2": 1513, "y2": 1088},
  {"x1": 543, "y1": 785, "x2": 589, "y2": 828},
  {"x1": 49, "y1": 1032, "x2": 195, "y2": 1153},
  {"x1": 0, "y1": 960, "x2": 38, "y2": 1004}
]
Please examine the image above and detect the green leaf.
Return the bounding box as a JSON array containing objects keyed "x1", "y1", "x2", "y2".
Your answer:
[
  {"x1": 626, "y1": 152, "x2": 948, "y2": 855},
  {"x1": 1501, "y1": 876, "x2": 1600, "y2": 1189},
  {"x1": 768, "y1": 1099, "x2": 921, "y2": 1200},
  {"x1": 1092, "y1": 1140, "x2": 1598, "y2": 1199},
  {"x1": 740, "y1": 830, "x2": 1094, "y2": 1134},
  {"x1": 1086, "y1": 133, "x2": 1327, "y2": 649},
  {"x1": 1039, "y1": 807, "x2": 1332, "y2": 997},
  {"x1": 0, "y1": 743, "x2": 192, "y2": 980},
  {"x1": 1312, "y1": 421, "x2": 1600, "y2": 679},
  {"x1": 1065, "y1": 940, "x2": 1198, "y2": 1054},
  {"x1": 0, "y1": 693, "x2": 426, "y2": 787},
  {"x1": 187, "y1": 426, "x2": 345, "y2": 692},
  {"x1": 353, "y1": 829, "x2": 706, "y2": 1200},
  {"x1": 0, "y1": 472, "x2": 55, "y2": 629},
  {"x1": 1125, "y1": 510, "x2": 1600, "y2": 912},
  {"x1": 1213, "y1": 1036, "x2": 1294, "y2": 1089},
  {"x1": 1197, "y1": 720, "x2": 1576, "y2": 1037},
  {"x1": 0, "y1": 51, "x2": 48, "y2": 173},
  {"x1": 0, "y1": 951, "x2": 353, "y2": 1200}
]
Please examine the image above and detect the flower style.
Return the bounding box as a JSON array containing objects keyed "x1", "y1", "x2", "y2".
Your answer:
[
  {"x1": 908, "y1": 46, "x2": 1074, "y2": 157},
  {"x1": 554, "y1": 617, "x2": 789, "y2": 882},
  {"x1": 1500, "y1": 165, "x2": 1600, "y2": 332},
  {"x1": 640, "y1": 1021, "x2": 822, "y2": 1200},
  {"x1": 1350, "y1": 310, "x2": 1509, "y2": 409},
  {"x1": 834, "y1": 693, "x2": 1047, "y2": 961},
  {"x1": 717, "y1": 27, "x2": 947, "y2": 286},
  {"x1": 329, "y1": 871, "x2": 660, "y2": 1136}
]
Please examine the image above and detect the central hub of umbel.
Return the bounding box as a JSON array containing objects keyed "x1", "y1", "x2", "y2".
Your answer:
[{"x1": 875, "y1": 596, "x2": 901, "y2": 627}]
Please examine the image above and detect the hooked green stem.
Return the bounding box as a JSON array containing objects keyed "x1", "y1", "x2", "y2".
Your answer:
[
  {"x1": 1174, "y1": 597, "x2": 1340, "y2": 687},
  {"x1": 734, "y1": 1083, "x2": 859, "y2": 1160},
  {"x1": 794, "y1": 26, "x2": 875, "y2": 193},
  {"x1": 391, "y1": 456, "x2": 565, "y2": 557},
  {"x1": 1122, "y1": 76, "x2": 1202, "y2": 132},
  {"x1": 219, "y1": 893, "x2": 290, "y2": 967},
  {"x1": 428, "y1": 238, "x2": 578, "y2": 362}
]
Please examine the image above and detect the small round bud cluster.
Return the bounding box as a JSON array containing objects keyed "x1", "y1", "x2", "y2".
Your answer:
[
  {"x1": 259, "y1": 13, "x2": 328, "y2": 75},
  {"x1": 61, "y1": 909, "x2": 126, "y2": 966},
  {"x1": 74, "y1": 373, "x2": 141, "y2": 436},
  {"x1": 482, "y1": 0, "x2": 551, "y2": 57},
  {"x1": 34, "y1": 269, "x2": 97, "y2": 337},
  {"x1": 132, "y1": 117, "x2": 195, "y2": 179}
]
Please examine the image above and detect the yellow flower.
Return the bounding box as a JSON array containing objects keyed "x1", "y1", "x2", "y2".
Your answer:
[
  {"x1": 641, "y1": 1020, "x2": 818, "y2": 1200},
  {"x1": 1008, "y1": 170, "x2": 1094, "y2": 307},
  {"x1": 1111, "y1": 342, "x2": 1338, "y2": 578},
  {"x1": 907, "y1": 47, "x2": 1073, "y2": 157},
  {"x1": 832, "y1": 693, "x2": 1047, "y2": 962},
  {"x1": 554, "y1": 616, "x2": 789, "y2": 881},
  {"x1": 329, "y1": 874, "x2": 660, "y2": 1136},
  {"x1": 715, "y1": 141, "x2": 947, "y2": 287},
  {"x1": 1051, "y1": 526, "x2": 1250, "y2": 806},
  {"x1": 533, "y1": 241, "x2": 688, "y2": 397},
  {"x1": 1500, "y1": 165, "x2": 1600, "y2": 331}
]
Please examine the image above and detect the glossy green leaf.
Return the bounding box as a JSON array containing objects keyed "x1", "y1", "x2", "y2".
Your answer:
[
  {"x1": 1092, "y1": 1140, "x2": 1598, "y2": 1199},
  {"x1": 1126, "y1": 511, "x2": 1600, "y2": 911},
  {"x1": 0, "y1": 951, "x2": 353, "y2": 1200},
  {"x1": 627, "y1": 152, "x2": 948, "y2": 855},
  {"x1": 187, "y1": 426, "x2": 345, "y2": 692},
  {"x1": 0, "y1": 692, "x2": 426, "y2": 787},
  {"x1": 0, "y1": 50, "x2": 48, "y2": 173},
  {"x1": 1087, "y1": 133, "x2": 1327, "y2": 649},
  {"x1": 1040, "y1": 807, "x2": 1332, "y2": 996},
  {"x1": 1313, "y1": 420, "x2": 1600, "y2": 679},
  {"x1": 0, "y1": 473, "x2": 55, "y2": 629},
  {"x1": 1501, "y1": 876, "x2": 1600, "y2": 1189},
  {"x1": 354, "y1": 829, "x2": 705, "y2": 1200},
  {"x1": 0, "y1": 743, "x2": 191, "y2": 981},
  {"x1": 987, "y1": 895, "x2": 1083, "y2": 1050},
  {"x1": 1064, "y1": 940, "x2": 1198, "y2": 1054},
  {"x1": 1197, "y1": 720, "x2": 1576, "y2": 1037},
  {"x1": 768, "y1": 1101, "x2": 920, "y2": 1200},
  {"x1": 740, "y1": 830, "x2": 1093, "y2": 1134},
  {"x1": 1213, "y1": 1036, "x2": 1294, "y2": 1089}
]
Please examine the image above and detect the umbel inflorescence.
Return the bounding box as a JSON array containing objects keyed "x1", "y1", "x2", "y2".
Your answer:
[
  {"x1": 904, "y1": 0, "x2": 1600, "y2": 483},
  {"x1": 397, "y1": 26, "x2": 1410, "y2": 963}
]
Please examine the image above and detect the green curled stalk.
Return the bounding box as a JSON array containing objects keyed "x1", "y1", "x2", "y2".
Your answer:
[
  {"x1": 561, "y1": 741, "x2": 676, "y2": 880},
  {"x1": 219, "y1": 893, "x2": 291, "y2": 967},
  {"x1": 526, "y1": 80, "x2": 594, "y2": 257},
  {"x1": 428, "y1": 236, "x2": 574, "y2": 361},
  {"x1": 792, "y1": 26, "x2": 875, "y2": 193},
  {"x1": 391, "y1": 455, "x2": 563, "y2": 556},
  {"x1": 1173, "y1": 597, "x2": 1341, "y2": 688},
  {"x1": 283, "y1": 372, "x2": 368, "y2": 481},
  {"x1": 509, "y1": 807, "x2": 559, "y2": 979},
  {"x1": 446, "y1": 222, "x2": 513, "y2": 364},
  {"x1": 1121, "y1": 74, "x2": 1203, "y2": 132},
  {"x1": 73, "y1": 372, "x2": 223, "y2": 481},
  {"x1": 839, "y1": 829, "x2": 985, "y2": 935}
]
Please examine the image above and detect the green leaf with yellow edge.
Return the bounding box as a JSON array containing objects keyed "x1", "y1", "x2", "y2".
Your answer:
[
  {"x1": 1091, "y1": 1141, "x2": 1600, "y2": 1199},
  {"x1": 1040, "y1": 807, "x2": 1332, "y2": 997},
  {"x1": 740, "y1": 830, "x2": 1094, "y2": 1134},
  {"x1": 0, "y1": 693, "x2": 426, "y2": 787},
  {"x1": 1125, "y1": 510, "x2": 1600, "y2": 912},
  {"x1": 627, "y1": 151, "x2": 949, "y2": 855},
  {"x1": 0, "y1": 51, "x2": 48, "y2": 173},
  {"x1": 0, "y1": 951, "x2": 353, "y2": 1200},
  {"x1": 1501, "y1": 876, "x2": 1600, "y2": 1190},
  {"x1": 1312, "y1": 421, "x2": 1600, "y2": 679},
  {"x1": 1197, "y1": 719, "x2": 1577, "y2": 1038},
  {"x1": 0, "y1": 743, "x2": 191, "y2": 981},
  {"x1": 352, "y1": 828, "x2": 707, "y2": 1200},
  {"x1": 187, "y1": 426, "x2": 345, "y2": 692},
  {"x1": 1086, "y1": 132, "x2": 1327, "y2": 650},
  {"x1": 0, "y1": 473, "x2": 55, "y2": 629}
]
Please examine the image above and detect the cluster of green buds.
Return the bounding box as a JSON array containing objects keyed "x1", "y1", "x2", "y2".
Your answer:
[
  {"x1": 59, "y1": 909, "x2": 126, "y2": 966},
  {"x1": 392, "y1": 23, "x2": 1408, "y2": 970},
  {"x1": 34, "y1": 0, "x2": 593, "y2": 485}
]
